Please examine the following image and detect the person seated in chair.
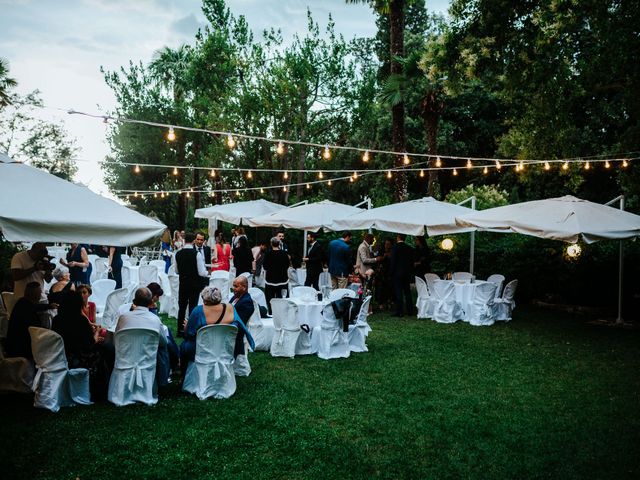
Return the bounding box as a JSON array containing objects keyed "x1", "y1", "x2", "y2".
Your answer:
[
  {"x1": 230, "y1": 276, "x2": 254, "y2": 357},
  {"x1": 179, "y1": 286, "x2": 254, "y2": 378},
  {"x1": 115, "y1": 287, "x2": 172, "y2": 387}
]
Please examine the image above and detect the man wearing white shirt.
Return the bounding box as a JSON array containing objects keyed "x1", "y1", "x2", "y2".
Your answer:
[
  {"x1": 174, "y1": 232, "x2": 209, "y2": 337},
  {"x1": 116, "y1": 287, "x2": 170, "y2": 386}
]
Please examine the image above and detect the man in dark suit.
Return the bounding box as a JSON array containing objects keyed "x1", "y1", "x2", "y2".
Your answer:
[
  {"x1": 174, "y1": 232, "x2": 209, "y2": 337},
  {"x1": 230, "y1": 275, "x2": 254, "y2": 357},
  {"x1": 303, "y1": 232, "x2": 324, "y2": 290},
  {"x1": 390, "y1": 233, "x2": 415, "y2": 317},
  {"x1": 195, "y1": 232, "x2": 212, "y2": 267}
]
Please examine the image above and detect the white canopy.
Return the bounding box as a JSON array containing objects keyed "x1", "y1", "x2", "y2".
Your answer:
[
  {"x1": 194, "y1": 199, "x2": 286, "y2": 225},
  {"x1": 246, "y1": 200, "x2": 364, "y2": 232},
  {"x1": 455, "y1": 195, "x2": 640, "y2": 244},
  {"x1": 0, "y1": 153, "x2": 166, "y2": 246},
  {"x1": 333, "y1": 196, "x2": 475, "y2": 236}
]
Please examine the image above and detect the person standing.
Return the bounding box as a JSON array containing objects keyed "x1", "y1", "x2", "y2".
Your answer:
[
  {"x1": 10, "y1": 242, "x2": 54, "y2": 300},
  {"x1": 232, "y1": 236, "x2": 253, "y2": 275},
  {"x1": 174, "y1": 232, "x2": 209, "y2": 337},
  {"x1": 413, "y1": 235, "x2": 431, "y2": 279},
  {"x1": 390, "y1": 234, "x2": 415, "y2": 317},
  {"x1": 303, "y1": 232, "x2": 324, "y2": 290},
  {"x1": 194, "y1": 232, "x2": 212, "y2": 267},
  {"x1": 62, "y1": 243, "x2": 92, "y2": 286},
  {"x1": 107, "y1": 246, "x2": 124, "y2": 289},
  {"x1": 160, "y1": 228, "x2": 173, "y2": 274},
  {"x1": 211, "y1": 231, "x2": 231, "y2": 272},
  {"x1": 355, "y1": 233, "x2": 381, "y2": 291},
  {"x1": 328, "y1": 231, "x2": 352, "y2": 289},
  {"x1": 262, "y1": 237, "x2": 291, "y2": 314}
]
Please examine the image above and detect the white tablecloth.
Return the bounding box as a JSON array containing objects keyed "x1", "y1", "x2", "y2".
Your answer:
[
  {"x1": 288, "y1": 297, "x2": 324, "y2": 329},
  {"x1": 442, "y1": 280, "x2": 488, "y2": 321},
  {"x1": 295, "y1": 268, "x2": 307, "y2": 286}
]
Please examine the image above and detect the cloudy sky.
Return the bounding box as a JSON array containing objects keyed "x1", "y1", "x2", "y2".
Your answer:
[{"x1": 1, "y1": 0, "x2": 449, "y2": 196}]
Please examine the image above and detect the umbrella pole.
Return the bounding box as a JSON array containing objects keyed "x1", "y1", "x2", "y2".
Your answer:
[
  {"x1": 303, "y1": 230, "x2": 308, "y2": 262},
  {"x1": 470, "y1": 197, "x2": 476, "y2": 275},
  {"x1": 605, "y1": 195, "x2": 625, "y2": 324}
]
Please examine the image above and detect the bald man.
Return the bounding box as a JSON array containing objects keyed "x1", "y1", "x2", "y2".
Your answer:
[{"x1": 230, "y1": 276, "x2": 254, "y2": 357}]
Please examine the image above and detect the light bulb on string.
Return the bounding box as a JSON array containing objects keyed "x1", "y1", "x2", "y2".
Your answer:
[
  {"x1": 403, "y1": 153, "x2": 410, "y2": 165},
  {"x1": 435, "y1": 157, "x2": 442, "y2": 168},
  {"x1": 519, "y1": 160, "x2": 524, "y2": 171},
  {"x1": 622, "y1": 159, "x2": 628, "y2": 168},
  {"x1": 362, "y1": 150, "x2": 370, "y2": 162},
  {"x1": 318, "y1": 171, "x2": 324, "y2": 179},
  {"x1": 210, "y1": 168, "x2": 216, "y2": 177},
  {"x1": 306, "y1": 183, "x2": 311, "y2": 190},
  {"x1": 349, "y1": 176, "x2": 354, "y2": 183},
  {"x1": 387, "y1": 170, "x2": 392, "y2": 179},
  {"x1": 605, "y1": 160, "x2": 611, "y2": 169},
  {"x1": 235, "y1": 190, "x2": 240, "y2": 197},
  {"x1": 584, "y1": 161, "x2": 591, "y2": 170},
  {"x1": 283, "y1": 186, "x2": 287, "y2": 192},
  {"x1": 173, "y1": 166, "x2": 178, "y2": 176},
  {"x1": 276, "y1": 142, "x2": 285, "y2": 155},
  {"x1": 495, "y1": 160, "x2": 501, "y2": 170},
  {"x1": 353, "y1": 171, "x2": 358, "y2": 180},
  {"x1": 419, "y1": 169, "x2": 425, "y2": 178},
  {"x1": 260, "y1": 188, "x2": 264, "y2": 194},
  {"x1": 544, "y1": 161, "x2": 551, "y2": 171},
  {"x1": 153, "y1": 192, "x2": 158, "y2": 198},
  {"x1": 327, "y1": 180, "x2": 332, "y2": 186},
  {"x1": 160, "y1": 191, "x2": 165, "y2": 198},
  {"x1": 134, "y1": 164, "x2": 141, "y2": 173},
  {"x1": 283, "y1": 171, "x2": 288, "y2": 179},
  {"x1": 134, "y1": 191, "x2": 138, "y2": 198},
  {"x1": 483, "y1": 166, "x2": 488, "y2": 175},
  {"x1": 247, "y1": 170, "x2": 253, "y2": 179},
  {"x1": 322, "y1": 145, "x2": 331, "y2": 160},
  {"x1": 226, "y1": 134, "x2": 236, "y2": 149},
  {"x1": 166, "y1": 127, "x2": 176, "y2": 142},
  {"x1": 453, "y1": 168, "x2": 458, "y2": 176},
  {"x1": 562, "y1": 162, "x2": 569, "y2": 170},
  {"x1": 186, "y1": 191, "x2": 190, "y2": 198},
  {"x1": 466, "y1": 159, "x2": 472, "y2": 169}
]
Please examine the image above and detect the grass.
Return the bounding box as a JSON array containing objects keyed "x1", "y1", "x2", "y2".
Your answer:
[{"x1": 1, "y1": 306, "x2": 639, "y2": 479}]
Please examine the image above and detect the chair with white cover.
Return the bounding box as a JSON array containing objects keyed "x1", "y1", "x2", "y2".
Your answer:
[
  {"x1": 254, "y1": 268, "x2": 266, "y2": 288},
  {"x1": 121, "y1": 266, "x2": 136, "y2": 295},
  {"x1": 182, "y1": 324, "x2": 237, "y2": 400},
  {"x1": 167, "y1": 264, "x2": 176, "y2": 276},
  {"x1": 329, "y1": 288, "x2": 356, "y2": 302},
  {"x1": 249, "y1": 287, "x2": 268, "y2": 313},
  {"x1": 431, "y1": 281, "x2": 463, "y2": 324},
  {"x1": 247, "y1": 299, "x2": 274, "y2": 351},
  {"x1": 452, "y1": 272, "x2": 473, "y2": 283},
  {"x1": 90, "y1": 279, "x2": 116, "y2": 314},
  {"x1": 291, "y1": 286, "x2": 318, "y2": 301},
  {"x1": 233, "y1": 337, "x2": 252, "y2": 377},
  {"x1": 209, "y1": 277, "x2": 230, "y2": 298},
  {"x1": 415, "y1": 277, "x2": 432, "y2": 319},
  {"x1": 29, "y1": 327, "x2": 91, "y2": 412},
  {"x1": 239, "y1": 271, "x2": 253, "y2": 288},
  {"x1": 424, "y1": 273, "x2": 440, "y2": 296},
  {"x1": 96, "y1": 288, "x2": 129, "y2": 331},
  {"x1": 312, "y1": 303, "x2": 351, "y2": 360},
  {"x1": 167, "y1": 275, "x2": 180, "y2": 319},
  {"x1": 158, "y1": 272, "x2": 172, "y2": 315},
  {"x1": 92, "y1": 258, "x2": 109, "y2": 283},
  {"x1": 1, "y1": 291, "x2": 16, "y2": 338},
  {"x1": 149, "y1": 259, "x2": 165, "y2": 274},
  {"x1": 107, "y1": 328, "x2": 160, "y2": 406},
  {"x1": 287, "y1": 267, "x2": 300, "y2": 287},
  {"x1": 270, "y1": 299, "x2": 301, "y2": 358},
  {"x1": 138, "y1": 255, "x2": 148, "y2": 266},
  {"x1": 211, "y1": 270, "x2": 229, "y2": 280},
  {"x1": 487, "y1": 274, "x2": 506, "y2": 298},
  {"x1": 0, "y1": 348, "x2": 35, "y2": 394},
  {"x1": 228, "y1": 266, "x2": 236, "y2": 279},
  {"x1": 348, "y1": 295, "x2": 372, "y2": 353},
  {"x1": 319, "y1": 271, "x2": 332, "y2": 289},
  {"x1": 138, "y1": 265, "x2": 159, "y2": 286},
  {"x1": 494, "y1": 280, "x2": 518, "y2": 321},
  {"x1": 467, "y1": 282, "x2": 498, "y2": 326}
]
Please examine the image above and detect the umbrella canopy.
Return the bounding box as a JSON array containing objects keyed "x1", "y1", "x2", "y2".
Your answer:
[
  {"x1": 0, "y1": 153, "x2": 166, "y2": 246},
  {"x1": 194, "y1": 199, "x2": 286, "y2": 225},
  {"x1": 455, "y1": 195, "x2": 640, "y2": 244},
  {"x1": 333, "y1": 197, "x2": 475, "y2": 236},
  {"x1": 246, "y1": 200, "x2": 364, "y2": 232}
]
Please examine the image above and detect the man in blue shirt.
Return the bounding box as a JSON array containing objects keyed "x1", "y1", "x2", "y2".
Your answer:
[{"x1": 328, "y1": 231, "x2": 353, "y2": 289}]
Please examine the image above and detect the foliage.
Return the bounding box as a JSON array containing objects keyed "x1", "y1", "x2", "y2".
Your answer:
[
  {"x1": 0, "y1": 57, "x2": 17, "y2": 108},
  {"x1": 2, "y1": 308, "x2": 639, "y2": 479},
  {"x1": 444, "y1": 183, "x2": 509, "y2": 210}
]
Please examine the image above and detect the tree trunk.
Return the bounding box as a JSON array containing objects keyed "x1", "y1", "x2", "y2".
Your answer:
[
  {"x1": 177, "y1": 139, "x2": 186, "y2": 229},
  {"x1": 390, "y1": 0, "x2": 407, "y2": 202},
  {"x1": 296, "y1": 125, "x2": 306, "y2": 199},
  {"x1": 193, "y1": 167, "x2": 200, "y2": 228},
  {"x1": 422, "y1": 89, "x2": 443, "y2": 197}
]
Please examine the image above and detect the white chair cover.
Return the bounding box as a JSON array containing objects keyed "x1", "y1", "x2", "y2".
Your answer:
[
  {"x1": 467, "y1": 282, "x2": 498, "y2": 326},
  {"x1": 239, "y1": 271, "x2": 253, "y2": 288},
  {"x1": 424, "y1": 273, "x2": 440, "y2": 296},
  {"x1": 318, "y1": 271, "x2": 332, "y2": 289},
  {"x1": 248, "y1": 299, "x2": 274, "y2": 351},
  {"x1": 0, "y1": 348, "x2": 35, "y2": 394},
  {"x1": 312, "y1": 303, "x2": 351, "y2": 360},
  {"x1": 348, "y1": 295, "x2": 372, "y2": 353},
  {"x1": 149, "y1": 259, "x2": 166, "y2": 273},
  {"x1": 431, "y1": 281, "x2": 463, "y2": 324},
  {"x1": 452, "y1": 272, "x2": 473, "y2": 283},
  {"x1": 229, "y1": 267, "x2": 236, "y2": 279},
  {"x1": 233, "y1": 337, "x2": 251, "y2": 377},
  {"x1": 90, "y1": 279, "x2": 116, "y2": 313},
  {"x1": 182, "y1": 324, "x2": 237, "y2": 400},
  {"x1": 96, "y1": 288, "x2": 128, "y2": 331},
  {"x1": 167, "y1": 264, "x2": 176, "y2": 276},
  {"x1": 1, "y1": 291, "x2": 15, "y2": 338},
  {"x1": 107, "y1": 328, "x2": 159, "y2": 406},
  {"x1": 487, "y1": 274, "x2": 506, "y2": 298},
  {"x1": 138, "y1": 255, "x2": 148, "y2": 266},
  {"x1": 167, "y1": 274, "x2": 180, "y2": 319},
  {"x1": 254, "y1": 268, "x2": 266, "y2": 288},
  {"x1": 93, "y1": 258, "x2": 109, "y2": 282},
  {"x1": 329, "y1": 288, "x2": 356, "y2": 302},
  {"x1": 248, "y1": 287, "x2": 268, "y2": 312},
  {"x1": 158, "y1": 272, "x2": 172, "y2": 315},
  {"x1": 121, "y1": 265, "x2": 136, "y2": 297},
  {"x1": 138, "y1": 265, "x2": 159, "y2": 286},
  {"x1": 291, "y1": 286, "x2": 318, "y2": 301},
  {"x1": 211, "y1": 270, "x2": 229, "y2": 280},
  {"x1": 29, "y1": 327, "x2": 91, "y2": 412},
  {"x1": 270, "y1": 299, "x2": 300, "y2": 358},
  {"x1": 209, "y1": 277, "x2": 230, "y2": 297},
  {"x1": 287, "y1": 267, "x2": 300, "y2": 287},
  {"x1": 415, "y1": 277, "x2": 431, "y2": 319},
  {"x1": 495, "y1": 279, "x2": 518, "y2": 321}
]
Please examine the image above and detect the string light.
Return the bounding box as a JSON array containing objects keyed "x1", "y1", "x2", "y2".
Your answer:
[
  {"x1": 495, "y1": 160, "x2": 501, "y2": 170},
  {"x1": 153, "y1": 192, "x2": 157, "y2": 198},
  {"x1": 173, "y1": 166, "x2": 178, "y2": 176},
  {"x1": 327, "y1": 180, "x2": 332, "y2": 186},
  {"x1": 276, "y1": 142, "x2": 285, "y2": 155},
  {"x1": 519, "y1": 161, "x2": 525, "y2": 171},
  {"x1": 236, "y1": 190, "x2": 240, "y2": 197},
  {"x1": 186, "y1": 191, "x2": 190, "y2": 198},
  {"x1": 247, "y1": 170, "x2": 253, "y2": 179},
  {"x1": 322, "y1": 145, "x2": 331, "y2": 160},
  {"x1": 260, "y1": 188, "x2": 264, "y2": 193},
  {"x1": 318, "y1": 171, "x2": 324, "y2": 179},
  {"x1": 453, "y1": 168, "x2": 458, "y2": 176},
  {"x1": 403, "y1": 153, "x2": 410, "y2": 165},
  {"x1": 387, "y1": 170, "x2": 392, "y2": 179},
  {"x1": 419, "y1": 169, "x2": 425, "y2": 178},
  {"x1": 544, "y1": 162, "x2": 550, "y2": 171},
  {"x1": 563, "y1": 162, "x2": 569, "y2": 170},
  {"x1": 306, "y1": 183, "x2": 311, "y2": 189},
  {"x1": 134, "y1": 164, "x2": 141, "y2": 173},
  {"x1": 160, "y1": 191, "x2": 165, "y2": 198},
  {"x1": 134, "y1": 191, "x2": 138, "y2": 198},
  {"x1": 283, "y1": 186, "x2": 287, "y2": 192},
  {"x1": 622, "y1": 159, "x2": 628, "y2": 167},
  {"x1": 166, "y1": 127, "x2": 176, "y2": 142},
  {"x1": 584, "y1": 161, "x2": 590, "y2": 170},
  {"x1": 466, "y1": 159, "x2": 472, "y2": 169},
  {"x1": 283, "y1": 171, "x2": 288, "y2": 179},
  {"x1": 353, "y1": 171, "x2": 358, "y2": 180},
  {"x1": 605, "y1": 160, "x2": 611, "y2": 169},
  {"x1": 483, "y1": 166, "x2": 488, "y2": 175},
  {"x1": 349, "y1": 176, "x2": 354, "y2": 183},
  {"x1": 226, "y1": 134, "x2": 236, "y2": 149},
  {"x1": 362, "y1": 150, "x2": 370, "y2": 162},
  {"x1": 435, "y1": 157, "x2": 442, "y2": 168},
  {"x1": 210, "y1": 168, "x2": 216, "y2": 177}
]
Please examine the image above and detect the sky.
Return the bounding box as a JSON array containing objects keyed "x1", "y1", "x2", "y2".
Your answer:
[{"x1": 1, "y1": 0, "x2": 450, "y2": 197}]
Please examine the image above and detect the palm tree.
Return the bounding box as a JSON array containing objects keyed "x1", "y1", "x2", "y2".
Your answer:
[{"x1": 0, "y1": 58, "x2": 18, "y2": 108}]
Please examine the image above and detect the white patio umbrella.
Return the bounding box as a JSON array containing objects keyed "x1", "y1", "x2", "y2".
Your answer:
[
  {"x1": 455, "y1": 195, "x2": 640, "y2": 322},
  {"x1": 194, "y1": 199, "x2": 286, "y2": 225},
  {"x1": 246, "y1": 200, "x2": 364, "y2": 232},
  {"x1": 333, "y1": 197, "x2": 475, "y2": 236},
  {"x1": 0, "y1": 153, "x2": 166, "y2": 246}
]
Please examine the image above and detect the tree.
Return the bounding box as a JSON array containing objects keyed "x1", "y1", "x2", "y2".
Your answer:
[{"x1": 0, "y1": 58, "x2": 17, "y2": 108}]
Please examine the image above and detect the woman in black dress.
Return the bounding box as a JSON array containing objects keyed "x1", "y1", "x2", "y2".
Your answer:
[
  {"x1": 232, "y1": 235, "x2": 253, "y2": 275},
  {"x1": 107, "y1": 246, "x2": 124, "y2": 289}
]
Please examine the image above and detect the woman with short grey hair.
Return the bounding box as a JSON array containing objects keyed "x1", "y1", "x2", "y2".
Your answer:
[
  {"x1": 200, "y1": 286, "x2": 222, "y2": 305},
  {"x1": 48, "y1": 265, "x2": 75, "y2": 304}
]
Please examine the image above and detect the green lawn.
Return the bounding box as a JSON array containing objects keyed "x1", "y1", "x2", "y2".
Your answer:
[{"x1": 1, "y1": 307, "x2": 639, "y2": 480}]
